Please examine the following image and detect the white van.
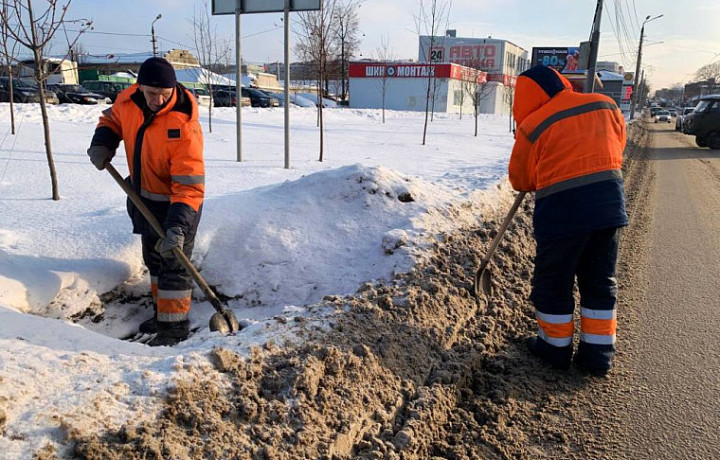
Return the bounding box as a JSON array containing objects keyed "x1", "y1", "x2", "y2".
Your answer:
[{"x1": 19, "y1": 58, "x2": 78, "y2": 84}]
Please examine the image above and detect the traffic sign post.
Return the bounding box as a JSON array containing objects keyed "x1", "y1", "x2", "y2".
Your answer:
[{"x1": 213, "y1": 0, "x2": 322, "y2": 168}]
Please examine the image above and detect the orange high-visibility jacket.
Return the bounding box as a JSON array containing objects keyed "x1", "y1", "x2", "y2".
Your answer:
[
  {"x1": 509, "y1": 66, "x2": 628, "y2": 242},
  {"x1": 91, "y1": 84, "x2": 204, "y2": 235}
]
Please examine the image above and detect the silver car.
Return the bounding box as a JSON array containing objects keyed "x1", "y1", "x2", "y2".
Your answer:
[
  {"x1": 654, "y1": 110, "x2": 671, "y2": 123},
  {"x1": 675, "y1": 106, "x2": 696, "y2": 132}
]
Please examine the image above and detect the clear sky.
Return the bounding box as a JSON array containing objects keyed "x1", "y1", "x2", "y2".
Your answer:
[{"x1": 61, "y1": 0, "x2": 719, "y2": 90}]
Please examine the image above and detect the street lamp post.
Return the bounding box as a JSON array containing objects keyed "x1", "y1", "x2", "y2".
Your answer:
[
  {"x1": 630, "y1": 14, "x2": 663, "y2": 119},
  {"x1": 151, "y1": 14, "x2": 162, "y2": 57}
]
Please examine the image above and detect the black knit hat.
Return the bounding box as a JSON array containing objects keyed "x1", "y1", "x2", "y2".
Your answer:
[{"x1": 137, "y1": 57, "x2": 177, "y2": 88}]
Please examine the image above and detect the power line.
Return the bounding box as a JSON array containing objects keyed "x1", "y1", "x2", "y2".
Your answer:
[
  {"x1": 631, "y1": 0, "x2": 641, "y2": 30},
  {"x1": 603, "y1": 3, "x2": 633, "y2": 67}
]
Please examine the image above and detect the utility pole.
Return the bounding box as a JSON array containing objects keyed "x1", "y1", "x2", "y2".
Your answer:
[
  {"x1": 583, "y1": 0, "x2": 603, "y2": 93},
  {"x1": 235, "y1": 9, "x2": 242, "y2": 162},
  {"x1": 151, "y1": 14, "x2": 162, "y2": 57},
  {"x1": 630, "y1": 14, "x2": 663, "y2": 119},
  {"x1": 284, "y1": 0, "x2": 290, "y2": 168},
  {"x1": 638, "y1": 69, "x2": 646, "y2": 108}
]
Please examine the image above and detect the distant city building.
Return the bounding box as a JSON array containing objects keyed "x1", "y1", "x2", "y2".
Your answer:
[
  {"x1": 348, "y1": 62, "x2": 498, "y2": 114},
  {"x1": 75, "y1": 49, "x2": 200, "y2": 82},
  {"x1": 79, "y1": 49, "x2": 199, "y2": 71},
  {"x1": 683, "y1": 79, "x2": 720, "y2": 104},
  {"x1": 596, "y1": 61, "x2": 620, "y2": 73},
  {"x1": 413, "y1": 35, "x2": 529, "y2": 114},
  {"x1": 419, "y1": 35, "x2": 529, "y2": 77}
]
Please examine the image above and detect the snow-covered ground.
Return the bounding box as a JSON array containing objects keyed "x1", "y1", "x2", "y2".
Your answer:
[{"x1": 0, "y1": 102, "x2": 513, "y2": 458}]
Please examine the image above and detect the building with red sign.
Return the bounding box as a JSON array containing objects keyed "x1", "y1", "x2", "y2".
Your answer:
[
  {"x1": 347, "y1": 35, "x2": 528, "y2": 115},
  {"x1": 419, "y1": 35, "x2": 529, "y2": 115},
  {"x1": 348, "y1": 62, "x2": 500, "y2": 114},
  {"x1": 419, "y1": 36, "x2": 529, "y2": 77}
]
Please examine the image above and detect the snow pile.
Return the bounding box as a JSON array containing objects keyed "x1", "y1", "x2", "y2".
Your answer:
[{"x1": 0, "y1": 101, "x2": 513, "y2": 459}]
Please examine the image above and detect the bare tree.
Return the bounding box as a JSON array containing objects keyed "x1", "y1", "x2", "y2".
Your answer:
[
  {"x1": 695, "y1": 61, "x2": 720, "y2": 83},
  {"x1": 190, "y1": 0, "x2": 232, "y2": 133},
  {"x1": 461, "y1": 70, "x2": 493, "y2": 137},
  {"x1": 0, "y1": 2, "x2": 21, "y2": 134},
  {"x1": 0, "y1": 0, "x2": 91, "y2": 201},
  {"x1": 295, "y1": 0, "x2": 339, "y2": 162},
  {"x1": 414, "y1": 0, "x2": 452, "y2": 145},
  {"x1": 374, "y1": 33, "x2": 394, "y2": 124},
  {"x1": 332, "y1": 0, "x2": 362, "y2": 102},
  {"x1": 503, "y1": 83, "x2": 514, "y2": 132}
]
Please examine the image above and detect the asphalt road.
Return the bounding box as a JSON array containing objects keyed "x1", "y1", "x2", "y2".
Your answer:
[{"x1": 614, "y1": 120, "x2": 720, "y2": 459}]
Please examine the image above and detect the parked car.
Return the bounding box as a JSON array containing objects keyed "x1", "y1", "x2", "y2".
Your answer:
[
  {"x1": 668, "y1": 108, "x2": 677, "y2": 117},
  {"x1": 187, "y1": 87, "x2": 213, "y2": 107},
  {"x1": 296, "y1": 92, "x2": 338, "y2": 108},
  {"x1": 241, "y1": 87, "x2": 276, "y2": 108},
  {"x1": 675, "y1": 106, "x2": 696, "y2": 132},
  {"x1": 654, "y1": 110, "x2": 671, "y2": 123},
  {"x1": 0, "y1": 77, "x2": 40, "y2": 103},
  {"x1": 683, "y1": 95, "x2": 720, "y2": 149},
  {"x1": 0, "y1": 77, "x2": 58, "y2": 104},
  {"x1": 80, "y1": 80, "x2": 133, "y2": 103},
  {"x1": 288, "y1": 93, "x2": 316, "y2": 108},
  {"x1": 213, "y1": 89, "x2": 234, "y2": 107},
  {"x1": 48, "y1": 83, "x2": 110, "y2": 104},
  {"x1": 212, "y1": 89, "x2": 250, "y2": 107},
  {"x1": 44, "y1": 89, "x2": 60, "y2": 104},
  {"x1": 257, "y1": 89, "x2": 284, "y2": 107}
]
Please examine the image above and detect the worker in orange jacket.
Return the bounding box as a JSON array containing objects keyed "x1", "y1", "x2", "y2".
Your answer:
[
  {"x1": 87, "y1": 57, "x2": 205, "y2": 347},
  {"x1": 509, "y1": 65, "x2": 628, "y2": 376}
]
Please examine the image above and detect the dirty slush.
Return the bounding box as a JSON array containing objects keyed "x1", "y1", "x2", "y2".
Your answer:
[{"x1": 64, "y1": 124, "x2": 651, "y2": 460}]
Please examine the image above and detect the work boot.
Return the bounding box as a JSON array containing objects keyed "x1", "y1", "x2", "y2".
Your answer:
[
  {"x1": 526, "y1": 336, "x2": 572, "y2": 370},
  {"x1": 147, "y1": 320, "x2": 189, "y2": 347},
  {"x1": 573, "y1": 357, "x2": 611, "y2": 377},
  {"x1": 138, "y1": 316, "x2": 157, "y2": 334},
  {"x1": 574, "y1": 342, "x2": 614, "y2": 377}
]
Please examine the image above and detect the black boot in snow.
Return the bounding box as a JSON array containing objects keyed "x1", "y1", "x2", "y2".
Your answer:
[
  {"x1": 138, "y1": 316, "x2": 157, "y2": 334},
  {"x1": 147, "y1": 321, "x2": 189, "y2": 347}
]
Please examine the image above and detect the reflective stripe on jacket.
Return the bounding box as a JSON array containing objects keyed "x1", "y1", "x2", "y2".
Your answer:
[
  {"x1": 91, "y1": 84, "x2": 204, "y2": 235},
  {"x1": 509, "y1": 66, "x2": 628, "y2": 242}
]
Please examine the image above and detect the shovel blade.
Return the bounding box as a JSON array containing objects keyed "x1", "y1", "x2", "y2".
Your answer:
[
  {"x1": 209, "y1": 309, "x2": 240, "y2": 334},
  {"x1": 473, "y1": 267, "x2": 493, "y2": 301}
]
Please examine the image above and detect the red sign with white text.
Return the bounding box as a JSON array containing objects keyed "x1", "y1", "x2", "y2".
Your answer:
[{"x1": 349, "y1": 63, "x2": 487, "y2": 83}]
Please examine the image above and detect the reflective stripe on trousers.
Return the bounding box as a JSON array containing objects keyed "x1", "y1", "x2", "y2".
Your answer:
[
  {"x1": 141, "y1": 234, "x2": 194, "y2": 324},
  {"x1": 536, "y1": 310, "x2": 573, "y2": 347},
  {"x1": 580, "y1": 307, "x2": 617, "y2": 345},
  {"x1": 157, "y1": 289, "x2": 192, "y2": 323},
  {"x1": 537, "y1": 308, "x2": 617, "y2": 347}
]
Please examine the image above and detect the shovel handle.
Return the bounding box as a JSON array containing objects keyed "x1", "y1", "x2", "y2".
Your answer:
[
  {"x1": 479, "y1": 191, "x2": 527, "y2": 267},
  {"x1": 105, "y1": 163, "x2": 226, "y2": 313}
]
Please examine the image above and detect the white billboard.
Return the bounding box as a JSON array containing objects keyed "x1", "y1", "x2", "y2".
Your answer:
[{"x1": 212, "y1": 0, "x2": 321, "y2": 15}]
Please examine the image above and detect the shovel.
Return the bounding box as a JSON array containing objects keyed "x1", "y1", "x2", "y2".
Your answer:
[
  {"x1": 106, "y1": 163, "x2": 240, "y2": 334},
  {"x1": 473, "y1": 191, "x2": 527, "y2": 301}
]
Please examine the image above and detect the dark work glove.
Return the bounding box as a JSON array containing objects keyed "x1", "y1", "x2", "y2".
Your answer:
[
  {"x1": 155, "y1": 227, "x2": 185, "y2": 257},
  {"x1": 87, "y1": 145, "x2": 115, "y2": 170}
]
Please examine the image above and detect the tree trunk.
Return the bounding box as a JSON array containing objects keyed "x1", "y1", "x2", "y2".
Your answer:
[
  {"x1": 430, "y1": 78, "x2": 436, "y2": 122},
  {"x1": 208, "y1": 86, "x2": 213, "y2": 133},
  {"x1": 318, "y1": 60, "x2": 324, "y2": 162},
  {"x1": 34, "y1": 51, "x2": 59, "y2": 200},
  {"x1": 341, "y1": 40, "x2": 346, "y2": 101},
  {"x1": 422, "y1": 75, "x2": 431, "y2": 145},
  {"x1": 6, "y1": 64, "x2": 15, "y2": 134},
  {"x1": 459, "y1": 92, "x2": 463, "y2": 120},
  {"x1": 382, "y1": 84, "x2": 386, "y2": 124},
  {"x1": 474, "y1": 104, "x2": 479, "y2": 137}
]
